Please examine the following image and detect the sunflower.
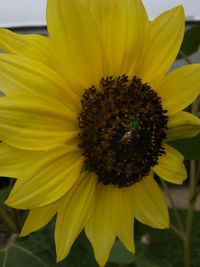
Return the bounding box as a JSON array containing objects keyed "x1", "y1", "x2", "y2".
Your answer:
[{"x1": 0, "y1": 0, "x2": 200, "y2": 266}]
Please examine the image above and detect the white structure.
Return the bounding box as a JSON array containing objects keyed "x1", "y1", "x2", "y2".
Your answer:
[
  {"x1": 0, "y1": 0, "x2": 199, "y2": 28},
  {"x1": 143, "y1": 0, "x2": 200, "y2": 21},
  {"x1": 0, "y1": 0, "x2": 46, "y2": 28}
]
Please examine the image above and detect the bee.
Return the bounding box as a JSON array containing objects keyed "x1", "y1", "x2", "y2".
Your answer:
[
  {"x1": 119, "y1": 130, "x2": 133, "y2": 145},
  {"x1": 119, "y1": 115, "x2": 140, "y2": 145}
]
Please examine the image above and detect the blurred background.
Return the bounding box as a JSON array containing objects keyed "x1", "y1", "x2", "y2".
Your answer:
[{"x1": 0, "y1": 0, "x2": 199, "y2": 28}]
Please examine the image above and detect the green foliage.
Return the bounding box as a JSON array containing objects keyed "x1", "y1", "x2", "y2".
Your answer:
[
  {"x1": 0, "y1": 242, "x2": 49, "y2": 267},
  {"x1": 134, "y1": 210, "x2": 200, "y2": 267},
  {"x1": 169, "y1": 134, "x2": 200, "y2": 160},
  {"x1": 109, "y1": 240, "x2": 137, "y2": 264},
  {"x1": 177, "y1": 26, "x2": 200, "y2": 58},
  {"x1": 0, "y1": 187, "x2": 10, "y2": 205},
  {"x1": 109, "y1": 237, "x2": 172, "y2": 267},
  {"x1": 0, "y1": 224, "x2": 99, "y2": 267}
]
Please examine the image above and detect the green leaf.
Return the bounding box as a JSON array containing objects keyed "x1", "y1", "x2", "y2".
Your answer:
[
  {"x1": 61, "y1": 232, "x2": 98, "y2": 267},
  {"x1": 109, "y1": 240, "x2": 136, "y2": 264},
  {"x1": 134, "y1": 256, "x2": 172, "y2": 267},
  {"x1": 13, "y1": 226, "x2": 98, "y2": 267},
  {"x1": 169, "y1": 134, "x2": 200, "y2": 160},
  {"x1": 0, "y1": 234, "x2": 49, "y2": 267},
  {"x1": 108, "y1": 240, "x2": 172, "y2": 267},
  {"x1": 0, "y1": 187, "x2": 10, "y2": 205},
  {"x1": 177, "y1": 26, "x2": 200, "y2": 58}
]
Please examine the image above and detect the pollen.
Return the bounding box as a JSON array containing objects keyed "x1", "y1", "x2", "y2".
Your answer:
[{"x1": 78, "y1": 75, "x2": 168, "y2": 187}]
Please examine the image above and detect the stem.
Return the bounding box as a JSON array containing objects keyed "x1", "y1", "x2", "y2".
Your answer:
[
  {"x1": 170, "y1": 223, "x2": 185, "y2": 240},
  {"x1": 180, "y1": 50, "x2": 192, "y2": 65},
  {"x1": 9, "y1": 179, "x2": 24, "y2": 232},
  {"x1": 0, "y1": 207, "x2": 18, "y2": 232},
  {"x1": 12, "y1": 209, "x2": 24, "y2": 233},
  {"x1": 179, "y1": 45, "x2": 200, "y2": 266},
  {"x1": 2, "y1": 234, "x2": 18, "y2": 267},
  {"x1": 184, "y1": 160, "x2": 196, "y2": 267},
  {"x1": 192, "y1": 187, "x2": 200, "y2": 202},
  {"x1": 183, "y1": 96, "x2": 198, "y2": 267},
  {"x1": 160, "y1": 179, "x2": 184, "y2": 232}
]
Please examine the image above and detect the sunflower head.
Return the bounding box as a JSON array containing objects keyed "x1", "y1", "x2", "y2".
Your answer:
[{"x1": 78, "y1": 75, "x2": 168, "y2": 187}]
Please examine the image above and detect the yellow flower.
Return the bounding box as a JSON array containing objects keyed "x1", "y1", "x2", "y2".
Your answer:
[{"x1": 0, "y1": 0, "x2": 200, "y2": 266}]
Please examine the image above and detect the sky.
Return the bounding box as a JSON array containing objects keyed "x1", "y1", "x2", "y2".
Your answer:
[{"x1": 0, "y1": 0, "x2": 199, "y2": 27}]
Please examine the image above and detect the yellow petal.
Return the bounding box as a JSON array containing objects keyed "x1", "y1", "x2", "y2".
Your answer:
[
  {"x1": 138, "y1": 6, "x2": 184, "y2": 85},
  {"x1": 55, "y1": 172, "x2": 97, "y2": 262},
  {"x1": 153, "y1": 144, "x2": 187, "y2": 184},
  {"x1": 112, "y1": 187, "x2": 135, "y2": 253},
  {"x1": 47, "y1": 0, "x2": 103, "y2": 89},
  {"x1": 20, "y1": 200, "x2": 59, "y2": 236},
  {"x1": 0, "y1": 54, "x2": 80, "y2": 111},
  {"x1": 85, "y1": 184, "x2": 135, "y2": 266},
  {"x1": 85, "y1": 184, "x2": 116, "y2": 267},
  {"x1": 0, "y1": 143, "x2": 40, "y2": 178},
  {"x1": 133, "y1": 175, "x2": 169, "y2": 229},
  {"x1": 156, "y1": 64, "x2": 200, "y2": 115},
  {"x1": 0, "y1": 95, "x2": 78, "y2": 150},
  {"x1": 6, "y1": 146, "x2": 84, "y2": 209},
  {"x1": 0, "y1": 29, "x2": 53, "y2": 65},
  {"x1": 167, "y1": 111, "x2": 200, "y2": 141},
  {"x1": 86, "y1": 0, "x2": 149, "y2": 77}
]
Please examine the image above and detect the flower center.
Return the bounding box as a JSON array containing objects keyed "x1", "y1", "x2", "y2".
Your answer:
[{"x1": 78, "y1": 75, "x2": 168, "y2": 187}]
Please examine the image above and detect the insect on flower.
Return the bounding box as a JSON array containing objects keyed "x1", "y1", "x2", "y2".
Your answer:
[{"x1": 119, "y1": 115, "x2": 141, "y2": 145}]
